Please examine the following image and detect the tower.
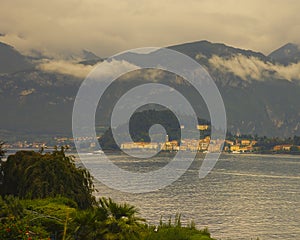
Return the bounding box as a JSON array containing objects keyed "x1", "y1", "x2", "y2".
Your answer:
[{"x1": 165, "y1": 134, "x2": 169, "y2": 142}]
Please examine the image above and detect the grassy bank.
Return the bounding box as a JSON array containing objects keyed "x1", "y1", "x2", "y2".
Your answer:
[{"x1": 0, "y1": 196, "x2": 215, "y2": 240}]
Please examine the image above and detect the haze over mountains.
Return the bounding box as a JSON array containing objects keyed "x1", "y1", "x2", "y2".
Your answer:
[{"x1": 0, "y1": 40, "x2": 300, "y2": 139}]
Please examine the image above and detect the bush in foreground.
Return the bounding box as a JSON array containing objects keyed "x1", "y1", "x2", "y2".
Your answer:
[
  {"x1": 143, "y1": 214, "x2": 214, "y2": 240},
  {"x1": 0, "y1": 148, "x2": 95, "y2": 209},
  {"x1": 0, "y1": 195, "x2": 215, "y2": 240}
]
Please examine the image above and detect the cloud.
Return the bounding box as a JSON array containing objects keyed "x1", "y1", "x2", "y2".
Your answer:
[
  {"x1": 37, "y1": 60, "x2": 93, "y2": 78},
  {"x1": 90, "y1": 59, "x2": 141, "y2": 81},
  {"x1": 273, "y1": 62, "x2": 300, "y2": 81},
  {"x1": 120, "y1": 68, "x2": 167, "y2": 82},
  {"x1": 209, "y1": 54, "x2": 300, "y2": 81},
  {"x1": 37, "y1": 54, "x2": 300, "y2": 82},
  {"x1": 36, "y1": 57, "x2": 143, "y2": 80},
  {"x1": 0, "y1": 0, "x2": 300, "y2": 58}
]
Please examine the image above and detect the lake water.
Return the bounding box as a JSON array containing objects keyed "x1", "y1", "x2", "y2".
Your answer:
[{"x1": 79, "y1": 153, "x2": 300, "y2": 240}]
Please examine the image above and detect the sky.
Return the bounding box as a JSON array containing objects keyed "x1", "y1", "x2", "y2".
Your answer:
[{"x1": 0, "y1": 0, "x2": 300, "y2": 58}]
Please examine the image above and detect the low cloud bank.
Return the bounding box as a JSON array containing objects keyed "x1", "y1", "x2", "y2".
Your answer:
[
  {"x1": 209, "y1": 54, "x2": 300, "y2": 81},
  {"x1": 37, "y1": 60, "x2": 93, "y2": 78},
  {"x1": 37, "y1": 59, "x2": 140, "y2": 80}
]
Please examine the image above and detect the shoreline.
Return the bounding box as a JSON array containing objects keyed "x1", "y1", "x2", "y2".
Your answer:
[{"x1": 4, "y1": 148, "x2": 300, "y2": 160}]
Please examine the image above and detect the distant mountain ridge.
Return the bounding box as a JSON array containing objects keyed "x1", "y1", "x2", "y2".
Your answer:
[
  {"x1": 268, "y1": 43, "x2": 300, "y2": 65},
  {"x1": 0, "y1": 42, "x2": 33, "y2": 73},
  {"x1": 0, "y1": 40, "x2": 300, "y2": 138},
  {"x1": 169, "y1": 40, "x2": 268, "y2": 61}
]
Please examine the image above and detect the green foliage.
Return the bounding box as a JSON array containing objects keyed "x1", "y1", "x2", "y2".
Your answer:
[
  {"x1": 0, "y1": 141, "x2": 5, "y2": 184},
  {"x1": 0, "y1": 195, "x2": 49, "y2": 240},
  {"x1": 0, "y1": 195, "x2": 24, "y2": 219},
  {"x1": 0, "y1": 196, "x2": 80, "y2": 239},
  {"x1": 293, "y1": 135, "x2": 300, "y2": 145},
  {"x1": 0, "y1": 219, "x2": 48, "y2": 240},
  {"x1": 72, "y1": 208, "x2": 104, "y2": 239},
  {"x1": 129, "y1": 109, "x2": 181, "y2": 142},
  {"x1": 0, "y1": 148, "x2": 95, "y2": 209},
  {"x1": 0, "y1": 195, "x2": 217, "y2": 240},
  {"x1": 22, "y1": 197, "x2": 77, "y2": 239},
  {"x1": 72, "y1": 200, "x2": 215, "y2": 240},
  {"x1": 144, "y1": 215, "x2": 214, "y2": 240},
  {"x1": 144, "y1": 227, "x2": 212, "y2": 240},
  {"x1": 0, "y1": 140, "x2": 5, "y2": 159},
  {"x1": 225, "y1": 134, "x2": 300, "y2": 153},
  {"x1": 73, "y1": 197, "x2": 145, "y2": 240},
  {"x1": 99, "y1": 197, "x2": 145, "y2": 240},
  {"x1": 256, "y1": 136, "x2": 287, "y2": 150}
]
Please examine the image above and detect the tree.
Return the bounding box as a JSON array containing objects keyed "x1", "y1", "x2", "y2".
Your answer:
[
  {"x1": 0, "y1": 195, "x2": 79, "y2": 240},
  {"x1": 293, "y1": 135, "x2": 300, "y2": 145},
  {"x1": 99, "y1": 127, "x2": 120, "y2": 150},
  {"x1": 290, "y1": 145, "x2": 300, "y2": 153},
  {"x1": 0, "y1": 141, "x2": 5, "y2": 160},
  {"x1": 72, "y1": 208, "x2": 104, "y2": 239},
  {"x1": 0, "y1": 195, "x2": 50, "y2": 240},
  {"x1": 73, "y1": 197, "x2": 145, "y2": 240},
  {"x1": 98, "y1": 197, "x2": 145, "y2": 240},
  {"x1": 0, "y1": 141, "x2": 5, "y2": 185},
  {"x1": 0, "y1": 147, "x2": 95, "y2": 209}
]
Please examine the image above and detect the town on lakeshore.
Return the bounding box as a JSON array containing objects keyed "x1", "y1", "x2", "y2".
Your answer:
[{"x1": 3, "y1": 124, "x2": 300, "y2": 155}]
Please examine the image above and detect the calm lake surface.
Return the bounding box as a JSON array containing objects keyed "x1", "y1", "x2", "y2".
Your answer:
[{"x1": 78, "y1": 153, "x2": 300, "y2": 240}]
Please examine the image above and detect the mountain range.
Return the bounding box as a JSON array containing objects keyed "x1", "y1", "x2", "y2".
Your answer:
[{"x1": 0, "y1": 40, "x2": 300, "y2": 140}]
